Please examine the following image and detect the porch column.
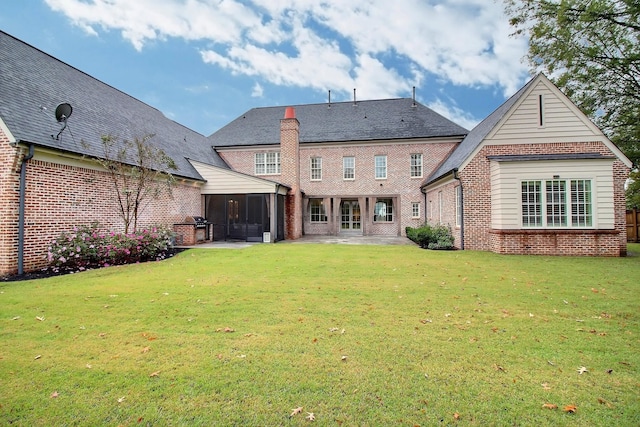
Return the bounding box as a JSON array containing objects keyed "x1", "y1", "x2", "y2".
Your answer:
[
  {"x1": 333, "y1": 197, "x2": 341, "y2": 235},
  {"x1": 324, "y1": 197, "x2": 332, "y2": 235},
  {"x1": 268, "y1": 193, "x2": 276, "y2": 243},
  {"x1": 358, "y1": 196, "x2": 367, "y2": 235}
]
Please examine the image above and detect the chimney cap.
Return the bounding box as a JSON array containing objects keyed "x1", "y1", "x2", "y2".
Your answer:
[{"x1": 284, "y1": 106, "x2": 296, "y2": 119}]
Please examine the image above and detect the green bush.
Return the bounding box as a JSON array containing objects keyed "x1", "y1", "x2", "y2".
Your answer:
[
  {"x1": 47, "y1": 223, "x2": 175, "y2": 273},
  {"x1": 405, "y1": 223, "x2": 455, "y2": 250}
]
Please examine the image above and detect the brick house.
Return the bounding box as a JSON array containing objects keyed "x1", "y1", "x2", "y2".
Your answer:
[
  {"x1": 423, "y1": 74, "x2": 632, "y2": 256},
  {"x1": 0, "y1": 31, "x2": 632, "y2": 276}
]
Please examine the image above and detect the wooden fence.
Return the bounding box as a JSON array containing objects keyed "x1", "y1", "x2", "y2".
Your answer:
[{"x1": 627, "y1": 209, "x2": 640, "y2": 243}]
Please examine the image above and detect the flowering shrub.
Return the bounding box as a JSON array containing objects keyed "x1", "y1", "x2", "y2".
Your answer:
[{"x1": 47, "y1": 223, "x2": 175, "y2": 273}]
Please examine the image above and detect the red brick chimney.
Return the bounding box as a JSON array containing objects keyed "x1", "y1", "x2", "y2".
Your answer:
[{"x1": 280, "y1": 107, "x2": 302, "y2": 239}]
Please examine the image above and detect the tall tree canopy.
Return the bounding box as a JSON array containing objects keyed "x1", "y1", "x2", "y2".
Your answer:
[{"x1": 505, "y1": 0, "x2": 640, "y2": 167}]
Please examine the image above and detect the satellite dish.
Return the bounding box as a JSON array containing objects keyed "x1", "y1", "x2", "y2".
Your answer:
[{"x1": 55, "y1": 103, "x2": 72, "y2": 122}]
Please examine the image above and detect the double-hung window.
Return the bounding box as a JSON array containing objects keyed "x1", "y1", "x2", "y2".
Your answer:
[
  {"x1": 411, "y1": 202, "x2": 420, "y2": 218},
  {"x1": 310, "y1": 157, "x2": 322, "y2": 181},
  {"x1": 521, "y1": 179, "x2": 592, "y2": 227},
  {"x1": 309, "y1": 199, "x2": 327, "y2": 222},
  {"x1": 255, "y1": 152, "x2": 280, "y2": 175},
  {"x1": 374, "y1": 198, "x2": 393, "y2": 222},
  {"x1": 375, "y1": 155, "x2": 387, "y2": 179},
  {"x1": 410, "y1": 154, "x2": 423, "y2": 178},
  {"x1": 343, "y1": 156, "x2": 355, "y2": 180}
]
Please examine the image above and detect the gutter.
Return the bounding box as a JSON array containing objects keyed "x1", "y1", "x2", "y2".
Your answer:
[
  {"x1": 453, "y1": 168, "x2": 464, "y2": 250},
  {"x1": 18, "y1": 144, "x2": 35, "y2": 275}
]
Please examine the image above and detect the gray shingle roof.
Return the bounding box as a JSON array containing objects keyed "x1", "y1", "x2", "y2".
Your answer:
[
  {"x1": 208, "y1": 98, "x2": 468, "y2": 147},
  {"x1": 424, "y1": 75, "x2": 539, "y2": 185},
  {"x1": 0, "y1": 31, "x2": 227, "y2": 180}
]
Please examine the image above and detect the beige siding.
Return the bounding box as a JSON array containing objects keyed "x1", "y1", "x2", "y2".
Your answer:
[
  {"x1": 491, "y1": 81, "x2": 599, "y2": 142},
  {"x1": 491, "y1": 158, "x2": 615, "y2": 229},
  {"x1": 189, "y1": 160, "x2": 278, "y2": 194}
]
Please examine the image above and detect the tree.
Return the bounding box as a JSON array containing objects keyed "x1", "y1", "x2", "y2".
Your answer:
[
  {"x1": 626, "y1": 170, "x2": 640, "y2": 209},
  {"x1": 504, "y1": 0, "x2": 640, "y2": 169},
  {"x1": 91, "y1": 134, "x2": 177, "y2": 234}
]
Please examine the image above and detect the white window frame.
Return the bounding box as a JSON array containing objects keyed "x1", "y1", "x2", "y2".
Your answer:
[
  {"x1": 410, "y1": 154, "x2": 423, "y2": 178},
  {"x1": 255, "y1": 152, "x2": 280, "y2": 175},
  {"x1": 309, "y1": 199, "x2": 327, "y2": 222},
  {"x1": 455, "y1": 186, "x2": 461, "y2": 227},
  {"x1": 375, "y1": 155, "x2": 387, "y2": 179},
  {"x1": 343, "y1": 156, "x2": 355, "y2": 180},
  {"x1": 374, "y1": 198, "x2": 393, "y2": 222},
  {"x1": 521, "y1": 179, "x2": 593, "y2": 228},
  {"x1": 310, "y1": 157, "x2": 322, "y2": 181},
  {"x1": 411, "y1": 202, "x2": 420, "y2": 219}
]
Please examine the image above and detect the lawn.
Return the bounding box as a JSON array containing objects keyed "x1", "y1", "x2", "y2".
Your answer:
[{"x1": 1, "y1": 243, "x2": 639, "y2": 426}]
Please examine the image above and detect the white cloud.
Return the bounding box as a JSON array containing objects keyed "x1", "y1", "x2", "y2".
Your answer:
[
  {"x1": 44, "y1": 0, "x2": 529, "y2": 102},
  {"x1": 251, "y1": 82, "x2": 264, "y2": 98},
  {"x1": 428, "y1": 99, "x2": 481, "y2": 131}
]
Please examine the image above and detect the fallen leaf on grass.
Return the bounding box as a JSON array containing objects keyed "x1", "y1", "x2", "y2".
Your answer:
[
  {"x1": 306, "y1": 412, "x2": 315, "y2": 421},
  {"x1": 597, "y1": 397, "x2": 614, "y2": 408},
  {"x1": 36, "y1": 316, "x2": 45, "y2": 322},
  {"x1": 563, "y1": 405, "x2": 577, "y2": 413},
  {"x1": 341, "y1": 355, "x2": 348, "y2": 361},
  {"x1": 86, "y1": 363, "x2": 92, "y2": 369},
  {"x1": 12, "y1": 316, "x2": 20, "y2": 320},
  {"x1": 141, "y1": 347, "x2": 150, "y2": 354},
  {"x1": 541, "y1": 383, "x2": 551, "y2": 390},
  {"x1": 453, "y1": 412, "x2": 460, "y2": 420},
  {"x1": 50, "y1": 391, "x2": 59, "y2": 398},
  {"x1": 149, "y1": 371, "x2": 160, "y2": 377},
  {"x1": 34, "y1": 355, "x2": 42, "y2": 360},
  {"x1": 577, "y1": 366, "x2": 588, "y2": 374},
  {"x1": 98, "y1": 332, "x2": 107, "y2": 338},
  {"x1": 117, "y1": 396, "x2": 125, "y2": 403},
  {"x1": 542, "y1": 403, "x2": 557, "y2": 410},
  {"x1": 290, "y1": 406, "x2": 303, "y2": 417}
]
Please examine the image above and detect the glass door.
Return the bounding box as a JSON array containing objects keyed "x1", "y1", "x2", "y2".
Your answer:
[{"x1": 340, "y1": 200, "x2": 361, "y2": 232}]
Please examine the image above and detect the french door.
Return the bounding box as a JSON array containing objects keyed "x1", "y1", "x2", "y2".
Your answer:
[{"x1": 340, "y1": 200, "x2": 361, "y2": 232}]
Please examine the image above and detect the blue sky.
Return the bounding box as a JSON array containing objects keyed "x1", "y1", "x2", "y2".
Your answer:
[{"x1": 1, "y1": 0, "x2": 530, "y2": 136}]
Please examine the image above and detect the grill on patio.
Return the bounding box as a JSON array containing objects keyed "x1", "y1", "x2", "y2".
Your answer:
[{"x1": 173, "y1": 216, "x2": 212, "y2": 245}]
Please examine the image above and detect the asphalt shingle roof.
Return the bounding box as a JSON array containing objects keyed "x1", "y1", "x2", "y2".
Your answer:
[
  {"x1": 0, "y1": 30, "x2": 227, "y2": 180},
  {"x1": 208, "y1": 99, "x2": 468, "y2": 147},
  {"x1": 425, "y1": 75, "x2": 538, "y2": 185}
]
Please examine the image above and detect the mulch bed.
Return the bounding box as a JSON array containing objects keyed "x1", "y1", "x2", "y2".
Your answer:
[{"x1": 1, "y1": 248, "x2": 186, "y2": 282}]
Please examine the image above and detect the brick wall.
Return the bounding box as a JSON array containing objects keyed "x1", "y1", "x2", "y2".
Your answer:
[
  {"x1": 280, "y1": 115, "x2": 303, "y2": 239},
  {"x1": 0, "y1": 152, "x2": 203, "y2": 276},
  {"x1": 220, "y1": 140, "x2": 458, "y2": 236},
  {"x1": 0, "y1": 136, "x2": 22, "y2": 274},
  {"x1": 460, "y1": 141, "x2": 629, "y2": 256},
  {"x1": 425, "y1": 180, "x2": 461, "y2": 248}
]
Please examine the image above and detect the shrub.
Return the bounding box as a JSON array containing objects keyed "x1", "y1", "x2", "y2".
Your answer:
[
  {"x1": 405, "y1": 223, "x2": 455, "y2": 250},
  {"x1": 47, "y1": 223, "x2": 175, "y2": 273}
]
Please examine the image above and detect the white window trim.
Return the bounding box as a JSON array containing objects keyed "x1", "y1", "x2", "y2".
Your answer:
[
  {"x1": 255, "y1": 152, "x2": 281, "y2": 175},
  {"x1": 375, "y1": 155, "x2": 387, "y2": 180},
  {"x1": 310, "y1": 157, "x2": 322, "y2": 181},
  {"x1": 520, "y1": 178, "x2": 594, "y2": 229},
  {"x1": 455, "y1": 186, "x2": 461, "y2": 227},
  {"x1": 343, "y1": 156, "x2": 355, "y2": 180},
  {"x1": 410, "y1": 154, "x2": 423, "y2": 178},
  {"x1": 411, "y1": 202, "x2": 420, "y2": 219}
]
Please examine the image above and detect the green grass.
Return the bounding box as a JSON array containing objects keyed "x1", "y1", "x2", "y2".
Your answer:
[{"x1": 1, "y1": 244, "x2": 639, "y2": 426}]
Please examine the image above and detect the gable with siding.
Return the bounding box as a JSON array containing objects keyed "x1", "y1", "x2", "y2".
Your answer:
[{"x1": 488, "y1": 78, "x2": 604, "y2": 144}]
